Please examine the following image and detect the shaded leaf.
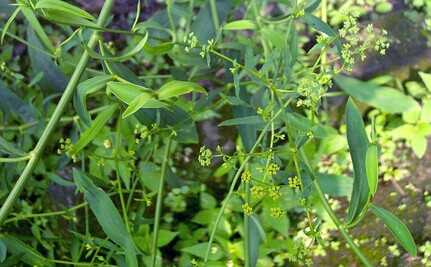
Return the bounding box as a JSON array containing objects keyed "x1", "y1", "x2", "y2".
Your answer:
[
  {"x1": 21, "y1": 6, "x2": 54, "y2": 52},
  {"x1": 218, "y1": 115, "x2": 264, "y2": 127},
  {"x1": 73, "y1": 169, "x2": 138, "y2": 266},
  {"x1": 0, "y1": 80, "x2": 35, "y2": 122},
  {"x1": 0, "y1": 235, "x2": 51, "y2": 266},
  {"x1": 345, "y1": 98, "x2": 370, "y2": 226}
]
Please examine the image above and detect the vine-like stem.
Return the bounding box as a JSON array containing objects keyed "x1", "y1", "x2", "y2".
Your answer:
[
  {"x1": 204, "y1": 98, "x2": 292, "y2": 262},
  {"x1": 151, "y1": 136, "x2": 173, "y2": 267},
  {"x1": 299, "y1": 149, "x2": 373, "y2": 267},
  {"x1": 0, "y1": 0, "x2": 115, "y2": 226}
]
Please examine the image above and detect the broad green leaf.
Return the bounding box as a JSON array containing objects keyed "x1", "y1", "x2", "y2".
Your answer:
[
  {"x1": 224, "y1": 20, "x2": 256, "y2": 30},
  {"x1": 107, "y1": 81, "x2": 151, "y2": 104},
  {"x1": 419, "y1": 71, "x2": 431, "y2": 92},
  {"x1": 335, "y1": 75, "x2": 419, "y2": 114},
  {"x1": 0, "y1": 235, "x2": 51, "y2": 266},
  {"x1": 122, "y1": 92, "x2": 159, "y2": 118},
  {"x1": 21, "y1": 6, "x2": 54, "y2": 52},
  {"x1": 1, "y1": 6, "x2": 20, "y2": 44},
  {"x1": 73, "y1": 169, "x2": 138, "y2": 267},
  {"x1": 35, "y1": 0, "x2": 94, "y2": 20},
  {"x1": 85, "y1": 33, "x2": 148, "y2": 62},
  {"x1": 157, "y1": 230, "x2": 178, "y2": 247},
  {"x1": 365, "y1": 144, "x2": 379, "y2": 197},
  {"x1": 74, "y1": 75, "x2": 113, "y2": 127},
  {"x1": 70, "y1": 104, "x2": 118, "y2": 155},
  {"x1": 345, "y1": 98, "x2": 370, "y2": 226},
  {"x1": 43, "y1": 10, "x2": 98, "y2": 28},
  {"x1": 218, "y1": 115, "x2": 264, "y2": 127},
  {"x1": 370, "y1": 204, "x2": 417, "y2": 256},
  {"x1": 0, "y1": 239, "x2": 6, "y2": 263},
  {"x1": 157, "y1": 80, "x2": 206, "y2": 100}
]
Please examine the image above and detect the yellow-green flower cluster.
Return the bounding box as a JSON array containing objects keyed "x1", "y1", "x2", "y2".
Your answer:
[
  {"x1": 241, "y1": 170, "x2": 251, "y2": 183},
  {"x1": 270, "y1": 207, "x2": 284, "y2": 218},
  {"x1": 288, "y1": 176, "x2": 301, "y2": 189},
  {"x1": 184, "y1": 32, "x2": 198, "y2": 53},
  {"x1": 268, "y1": 185, "x2": 281, "y2": 200},
  {"x1": 267, "y1": 163, "x2": 280, "y2": 176},
  {"x1": 242, "y1": 203, "x2": 253, "y2": 216},
  {"x1": 251, "y1": 185, "x2": 266, "y2": 198},
  {"x1": 198, "y1": 146, "x2": 212, "y2": 167}
]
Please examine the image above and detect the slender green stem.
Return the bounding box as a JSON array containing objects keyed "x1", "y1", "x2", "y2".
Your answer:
[
  {"x1": 151, "y1": 137, "x2": 172, "y2": 267},
  {"x1": 209, "y1": 0, "x2": 220, "y2": 32},
  {"x1": 299, "y1": 149, "x2": 373, "y2": 267},
  {"x1": 243, "y1": 180, "x2": 251, "y2": 267},
  {"x1": 204, "y1": 98, "x2": 292, "y2": 262},
  {"x1": 0, "y1": 154, "x2": 31, "y2": 163},
  {"x1": 0, "y1": 0, "x2": 115, "y2": 226}
]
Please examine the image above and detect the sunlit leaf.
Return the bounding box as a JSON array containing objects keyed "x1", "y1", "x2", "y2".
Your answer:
[
  {"x1": 35, "y1": 0, "x2": 95, "y2": 20},
  {"x1": 365, "y1": 144, "x2": 379, "y2": 197},
  {"x1": 370, "y1": 204, "x2": 417, "y2": 256},
  {"x1": 224, "y1": 20, "x2": 256, "y2": 30},
  {"x1": 157, "y1": 80, "x2": 206, "y2": 100}
]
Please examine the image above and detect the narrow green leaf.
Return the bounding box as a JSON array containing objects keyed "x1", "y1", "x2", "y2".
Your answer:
[
  {"x1": 74, "y1": 75, "x2": 113, "y2": 127},
  {"x1": 0, "y1": 80, "x2": 36, "y2": 122},
  {"x1": 35, "y1": 0, "x2": 95, "y2": 20},
  {"x1": 345, "y1": 98, "x2": 370, "y2": 226},
  {"x1": 85, "y1": 32, "x2": 148, "y2": 62},
  {"x1": 157, "y1": 230, "x2": 178, "y2": 247},
  {"x1": 335, "y1": 75, "x2": 419, "y2": 114},
  {"x1": 224, "y1": 20, "x2": 256, "y2": 30},
  {"x1": 181, "y1": 243, "x2": 223, "y2": 261},
  {"x1": 0, "y1": 136, "x2": 25, "y2": 156},
  {"x1": 303, "y1": 13, "x2": 337, "y2": 37},
  {"x1": 122, "y1": 92, "x2": 152, "y2": 118},
  {"x1": 365, "y1": 144, "x2": 379, "y2": 197},
  {"x1": 107, "y1": 81, "x2": 151, "y2": 104},
  {"x1": 21, "y1": 6, "x2": 54, "y2": 52},
  {"x1": 157, "y1": 80, "x2": 206, "y2": 100},
  {"x1": 0, "y1": 235, "x2": 51, "y2": 266},
  {"x1": 370, "y1": 204, "x2": 417, "y2": 256},
  {"x1": 70, "y1": 104, "x2": 118, "y2": 155},
  {"x1": 73, "y1": 169, "x2": 138, "y2": 267},
  {"x1": 248, "y1": 215, "x2": 265, "y2": 267},
  {"x1": 1, "y1": 6, "x2": 20, "y2": 44},
  {"x1": 42, "y1": 10, "x2": 98, "y2": 28},
  {"x1": 218, "y1": 115, "x2": 264, "y2": 127}
]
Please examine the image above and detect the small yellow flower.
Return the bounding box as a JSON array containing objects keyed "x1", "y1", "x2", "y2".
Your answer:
[
  {"x1": 241, "y1": 170, "x2": 251, "y2": 183},
  {"x1": 270, "y1": 207, "x2": 284, "y2": 218},
  {"x1": 268, "y1": 185, "x2": 281, "y2": 200},
  {"x1": 103, "y1": 139, "x2": 112, "y2": 149},
  {"x1": 267, "y1": 163, "x2": 280, "y2": 176},
  {"x1": 242, "y1": 203, "x2": 253, "y2": 216},
  {"x1": 251, "y1": 185, "x2": 266, "y2": 198},
  {"x1": 288, "y1": 176, "x2": 301, "y2": 189}
]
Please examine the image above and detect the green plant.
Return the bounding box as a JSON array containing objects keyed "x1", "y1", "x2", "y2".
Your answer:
[{"x1": 0, "y1": 0, "x2": 423, "y2": 266}]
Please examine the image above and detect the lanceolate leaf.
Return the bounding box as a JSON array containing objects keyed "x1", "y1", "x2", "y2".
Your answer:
[
  {"x1": 365, "y1": 144, "x2": 379, "y2": 197},
  {"x1": 42, "y1": 10, "x2": 99, "y2": 28},
  {"x1": 21, "y1": 6, "x2": 54, "y2": 52},
  {"x1": 107, "y1": 82, "x2": 151, "y2": 104},
  {"x1": 35, "y1": 0, "x2": 95, "y2": 20},
  {"x1": 0, "y1": 136, "x2": 25, "y2": 156},
  {"x1": 74, "y1": 75, "x2": 113, "y2": 127},
  {"x1": 224, "y1": 20, "x2": 256, "y2": 30},
  {"x1": 73, "y1": 169, "x2": 138, "y2": 267},
  {"x1": 70, "y1": 104, "x2": 118, "y2": 155},
  {"x1": 157, "y1": 80, "x2": 206, "y2": 100},
  {"x1": 0, "y1": 80, "x2": 35, "y2": 122},
  {"x1": 370, "y1": 204, "x2": 417, "y2": 256},
  {"x1": 1, "y1": 6, "x2": 20, "y2": 44},
  {"x1": 218, "y1": 115, "x2": 264, "y2": 127},
  {"x1": 335, "y1": 75, "x2": 419, "y2": 114},
  {"x1": 345, "y1": 98, "x2": 370, "y2": 226},
  {"x1": 122, "y1": 92, "x2": 164, "y2": 118},
  {"x1": 0, "y1": 235, "x2": 51, "y2": 266},
  {"x1": 85, "y1": 32, "x2": 148, "y2": 62}
]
